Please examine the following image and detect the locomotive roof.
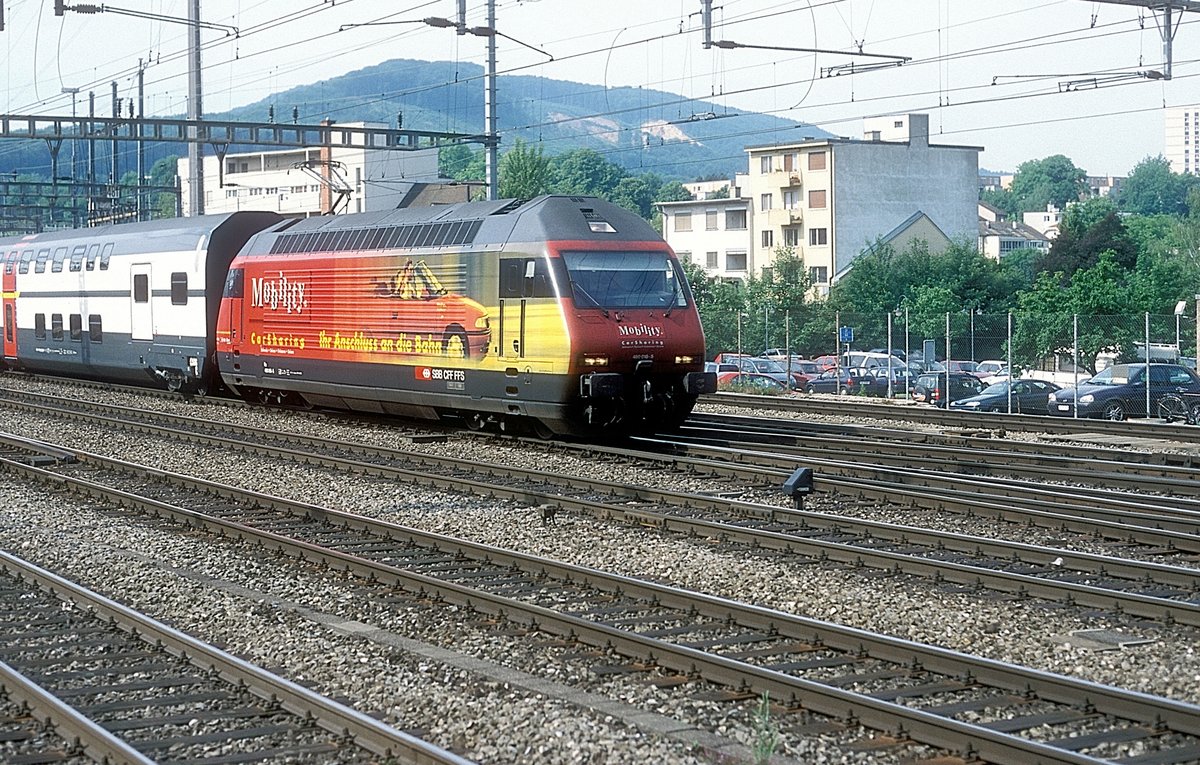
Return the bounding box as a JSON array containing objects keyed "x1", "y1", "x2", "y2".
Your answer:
[{"x1": 246, "y1": 195, "x2": 664, "y2": 257}]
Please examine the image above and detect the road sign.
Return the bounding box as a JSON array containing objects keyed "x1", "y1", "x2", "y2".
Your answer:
[{"x1": 839, "y1": 326, "x2": 854, "y2": 343}]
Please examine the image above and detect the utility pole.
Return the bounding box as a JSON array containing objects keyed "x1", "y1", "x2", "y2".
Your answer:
[
  {"x1": 1088, "y1": 1, "x2": 1200, "y2": 79},
  {"x1": 484, "y1": 0, "x2": 498, "y2": 201},
  {"x1": 187, "y1": 0, "x2": 203, "y2": 215},
  {"x1": 110, "y1": 81, "x2": 119, "y2": 184},
  {"x1": 137, "y1": 60, "x2": 146, "y2": 220}
]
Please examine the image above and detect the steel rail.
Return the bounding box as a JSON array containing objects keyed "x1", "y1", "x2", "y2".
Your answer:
[
  {"x1": 681, "y1": 417, "x2": 1200, "y2": 489},
  {"x1": 1, "y1": 453, "x2": 1196, "y2": 765},
  {"x1": 0, "y1": 658, "x2": 157, "y2": 765},
  {"x1": 706, "y1": 393, "x2": 1200, "y2": 439},
  {"x1": 0, "y1": 549, "x2": 474, "y2": 765},
  {"x1": 5, "y1": 397, "x2": 1200, "y2": 623}
]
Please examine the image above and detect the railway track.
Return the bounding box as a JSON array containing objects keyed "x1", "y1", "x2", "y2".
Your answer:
[
  {"x1": 0, "y1": 541, "x2": 472, "y2": 765},
  {"x1": 2, "y1": 387, "x2": 1199, "y2": 629},
  {"x1": 705, "y1": 392, "x2": 1200, "y2": 439},
  {"x1": 0, "y1": 432, "x2": 1198, "y2": 764}
]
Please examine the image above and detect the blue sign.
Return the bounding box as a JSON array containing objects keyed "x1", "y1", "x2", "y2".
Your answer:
[{"x1": 839, "y1": 326, "x2": 854, "y2": 343}]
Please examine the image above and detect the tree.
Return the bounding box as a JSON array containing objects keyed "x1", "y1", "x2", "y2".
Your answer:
[
  {"x1": 610, "y1": 173, "x2": 663, "y2": 220},
  {"x1": 1037, "y1": 210, "x2": 1137, "y2": 277},
  {"x1": 498, "y1": 139, "x2": 551, "y2": 199},
  {"x1": 550, "y1": 148, "x2": 627, "y2": 197},
  {"x1": 1118, "y1": 155, "x2": 1200, "y2": 216},
  {"x1": 1009, "y1": 154, "x2": 1087, "y2": 212},
  {"x1": 440, "y1": 144, "x2": 483, "y2": 181}
]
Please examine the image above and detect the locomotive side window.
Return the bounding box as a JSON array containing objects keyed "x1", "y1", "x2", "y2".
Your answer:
[
  {"x1": 85, "y1": 244, "x2": 100, "y2": 271},
  {"x1": 171, "y1": 272, "x2": 188, "y2": 305},
  {"x1": 89, "y1": 315, "x2": 103, "y2": 343},
  {"x1": 51, "y1": 247, "x2": 67, "y2": 273},
  {"x1": 99, "y1": 243, "x2": 114, "y2": 270},
  {"x1": 500, "y1": 258, "x2": 554, "y2": 299},
  {"x1": 133, "y1": 274, "x2": 150, "y2": 303},
  {"x1": 223, "y1": 268, "x2": 244, "y2": 298},
  {"x1": 35, "y1": 249, "x2": 50, "y2": 274},
  {"x1": 69, "y1": 314, "x2": 82, "y2": 341},
  {"x1": 69, "y1": 245, "x2": 86, "y2": 272},
  {"x1": 51, "y1": 314, "x2": 63, "y2": 341},
  {"x1": 19, "y1": 250, "x2": 32, "y2": 274},
  {"x1": 34, "y1": 314, "x2": 46, "y2": 339}
]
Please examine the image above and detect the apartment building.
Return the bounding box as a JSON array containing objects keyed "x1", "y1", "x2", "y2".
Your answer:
[
  {"x1": 178, "y1": 122, "x2": 442, "y2": 216},
  {"x1": 1166, "y1": 105, "x2": 1200, "y2": 175},
  {"x1": 659, "y1": 177, "x2": 751, "y2": 280},
  {"x1": 744, "y1": 114, "x2": 979, "y2": 289}
]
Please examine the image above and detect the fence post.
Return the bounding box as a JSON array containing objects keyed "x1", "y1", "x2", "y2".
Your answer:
[
  {"x1": 905, "y1": 307, "x2": 910, "y2": 400},
  {"x1": 944, "y1": 312, "x2": 951, "y2": 408},
  {"x1": 887, "y1": 312, "x2": 894, "y2": 398},
  {"x1": 1145, "y1": 311, "x2": 1152, "y2": 418},
  {"x1": 834, "y1": 310, "x2": 841, "y2": 383},
  {"x1": 1073, "y1": 314, "x2": 1079, "y2": 419},
  {"x1": 1007, "y1": 312, "x2": 1013, "y2": 414}
]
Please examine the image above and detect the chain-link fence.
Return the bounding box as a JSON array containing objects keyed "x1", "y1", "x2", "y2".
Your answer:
[{"x1": 704, "y1": 308, "x2": 1200, "y2": 413}]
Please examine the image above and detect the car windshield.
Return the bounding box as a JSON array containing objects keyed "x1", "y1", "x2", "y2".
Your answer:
[
  {"x1": 1087, "y1": 366, "x2": 1138, "y2": 385},
  {"x1": 751, "y1": 358, "x2": 786, "y2": 374},
  {"x1": 562, "y1": 250, "x2": 687, "y2": 309}
]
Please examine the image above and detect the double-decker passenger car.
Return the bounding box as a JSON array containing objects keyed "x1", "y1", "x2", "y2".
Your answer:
[{"x1": 1, "y1": 196, "x2": 714, "y2": 437}]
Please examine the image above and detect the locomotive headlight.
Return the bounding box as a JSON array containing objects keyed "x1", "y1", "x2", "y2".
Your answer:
[
  {"x1": 582, "y1": 355, "x2": 609, "y2": 367},
  {"x1": 475, "y1": 316, "x2": 490, "y2": 329},
  {"x1": 674, "y1": 355, "x2": 696, "y2": 365},
  {"x1": 1079, "y1": 394, "x2": 1094, "y2": 404}
]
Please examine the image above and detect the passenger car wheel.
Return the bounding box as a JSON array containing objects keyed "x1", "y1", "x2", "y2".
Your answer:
[
  {"x1": 1189, "y1": 402, "x2": 1200, "y2": 425},
  {"x1": 1102, "y1": 400, "x2": 1127, "y2": 421},
  {"x1": 805, "y1": 385, "x2": 816, "y2": 394}
]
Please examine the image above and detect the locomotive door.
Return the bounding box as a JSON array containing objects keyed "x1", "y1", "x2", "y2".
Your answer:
[
  {"x1": 2, "y1": 258, "x2": 16, "y2": 360},
  {"x1": 130, "y1": 264, "x2": 154, "y2": 341},
  {"x1": 498, "y1": 258, "x2": 530, "y2": 360}
]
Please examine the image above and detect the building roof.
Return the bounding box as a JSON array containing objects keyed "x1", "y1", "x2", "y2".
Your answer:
[{"x1": 978, "y1": 218, "x2": 1050, "y2": 242}]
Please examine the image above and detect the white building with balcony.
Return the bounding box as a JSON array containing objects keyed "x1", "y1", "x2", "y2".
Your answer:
[
  {"x1": 1166, "y1": 104, "x2": 1200, "y2": 175},
  {"x1": 659, "y1": 193, "x2": 751, "y2": 280},
  {"x1": 178, "y1": 121, "x2": 442, "y2": 217},
  {"x1": 742, "y1": 114, "x2": 979, "y2": 289}
]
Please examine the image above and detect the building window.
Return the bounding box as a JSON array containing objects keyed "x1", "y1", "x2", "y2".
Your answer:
[
  {"x1": 809, "y1": 266, "x2": 829, "y2": 284},
  {"x1": 808, "y1": 189, "x2": 827, "y2": 209},
  {"x1": 726, "y1": 251, "x2": 748, "y2": 271},
  {"x1": 725, "y1": 209, "x2": 747, "y2": 230},
  {"x1": 894, "y1": 120, "x2": 904, "y2": 128},
  {"x1": 706, "y1": 251, "x2": 718, "y2": 268},
  {"x1": 761, "y1": 230, "x2": 774, "y2": 248},
  {"x1": 809, "y1": 227, "x2": 828, "y2": 245},
  {"x1": 674, "y1": 212, "x2": 692, "y2": 232},
  {"x1": 783, "y1": 190, "x2": 800, "y2": 209},
  {"x1": 760, "y1": 193, "x2": 773, "y2": 210},
  {"x1": 705, "y1": 210, "x2": 719, "y2": 230},
  {"x1": 808, "y1": 151, "x2": 826, "y2": 171},
  {"x1": 784, "y1": 228, "x2": 800, "y2": 246},
  {"x1": 760, "y1": 156, "x2": 772, "y2": 173}
]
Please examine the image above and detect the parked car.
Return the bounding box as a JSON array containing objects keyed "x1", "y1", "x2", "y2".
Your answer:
[
  {"x1": 716, "y1": 372, "x2": 790, "y2": 395},
  {"x1": 805, "y1": 367, "x2": 869, "y2": 395},
  {"x1": 716, "y1": 354, "x2": 803, "y2": 389},
  {"x1": 864, "y1": 366, "x2": 915, "y2": 397},
  {"x1": 949, "y1": 379, "x2": 1061, "y2": 414},
  {"x1": 1047, "y1": 363, "x2": 1200, "y2": 420},
  {"x1": 842, "y1": 351, "x2": 907, "y2": 371},
  {"x1": 812, "y1": 354, "x2": 838, "y2": 370},
  {"x1": 975, "y1": 359, "x2": 1008, "y2": 378},
  {"x1": 913, "y1": 371, "x2": 984, "y2": 407}
]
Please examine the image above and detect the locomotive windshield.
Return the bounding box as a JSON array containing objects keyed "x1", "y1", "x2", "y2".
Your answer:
[{"x1": 562, "y1": 250, "x2": 688, "y2": 310}]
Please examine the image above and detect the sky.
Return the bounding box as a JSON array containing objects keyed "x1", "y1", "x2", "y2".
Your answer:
[{"x1": 1, "y1": 0, "x2": 1197, "y2": 177}]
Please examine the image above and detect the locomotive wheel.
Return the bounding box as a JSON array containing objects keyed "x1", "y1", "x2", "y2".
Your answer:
[{"x1": 443, "y1": 327, "x2": 469, "y2": 359}]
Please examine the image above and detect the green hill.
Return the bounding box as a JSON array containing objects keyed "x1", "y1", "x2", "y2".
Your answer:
[{"x1": 1, "y1": 58, "x2": 830, "y2": 182}]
